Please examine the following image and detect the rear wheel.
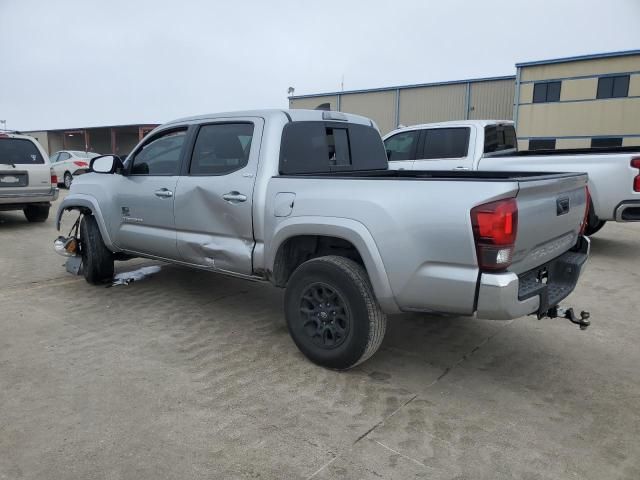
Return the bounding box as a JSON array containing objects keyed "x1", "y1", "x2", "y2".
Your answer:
[
  {"x1": 23, "y1": 205, "x2": 49, "y2": 222},
  {"x1": 80, "y1": 215, "x2": 114, "y2": 284},
  {"x1": 63, "y1": 172, "x2": 72, "y2": 189},
  {"x1": 284, "y1": 255, "x2": 386, "y2": 370}
]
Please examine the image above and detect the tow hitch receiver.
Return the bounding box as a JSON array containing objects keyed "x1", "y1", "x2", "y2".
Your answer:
[{"x1": 544, "y1": 306, "x2": 591, "y2": 330}]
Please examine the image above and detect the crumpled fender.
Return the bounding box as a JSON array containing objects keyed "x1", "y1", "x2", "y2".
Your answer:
[{"x1": 55, "y1": 193, "x2": 120, "y2": 252}]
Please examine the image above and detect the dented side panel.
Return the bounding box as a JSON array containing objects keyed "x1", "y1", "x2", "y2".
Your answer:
[{"x1": 173, "y1": 117, "x2": 264, "y2": 275}]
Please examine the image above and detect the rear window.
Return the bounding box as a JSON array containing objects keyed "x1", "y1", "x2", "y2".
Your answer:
[
  {"x1": 0, "y1": 138, "x2": 45, "y2": 164},
  {"x1": 484, "y1": 125, "x2": 517, "y2": 154},
  {"x1": 279, "y1": 121, "x2": 387, "y2": 174},
  {"x1": 422, "y1": 128, "x2": 470, "y2": 159}
]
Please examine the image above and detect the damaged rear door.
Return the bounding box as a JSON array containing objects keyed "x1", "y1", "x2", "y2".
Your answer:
[{"x1": 174, "y1": 118, "x2": 263, "y2": 275}]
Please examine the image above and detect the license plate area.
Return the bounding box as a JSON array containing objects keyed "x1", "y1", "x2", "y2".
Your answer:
[{"x1": 0, "y1": 172, "x2": 28, "y2": 187}]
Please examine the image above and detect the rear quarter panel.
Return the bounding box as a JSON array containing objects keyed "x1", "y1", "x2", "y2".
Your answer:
[{"x1": 265, "y1": 176, "x2": 520, "y2": 315}]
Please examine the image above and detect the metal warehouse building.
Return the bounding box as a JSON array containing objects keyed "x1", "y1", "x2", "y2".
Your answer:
[
  {"x1": 289, "y1": 49, "x2": 640, "y2": 149},
  {"x1": 289, "y1": 76, "x2": 515, "y2": 135},
  {"x1": 514, "y1": 50, "x2": 640, "y2": 150}
]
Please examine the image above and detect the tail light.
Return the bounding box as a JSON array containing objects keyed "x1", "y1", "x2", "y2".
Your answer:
[
  {"x1": 50, "y1": 168, "x2": 57, "y2": 186},
  {"x1": 632, "y1": 157, "x2": 640, "y2": 192},
  {"x1": 580, "y1": 185, "x2": 591, "y2": 235},
  {"x1": 471, "y1": 198, "x2": 518, "y2": 271},
  {"x1": 73, "y1": 161, "x2": 88, "y2": 167}
]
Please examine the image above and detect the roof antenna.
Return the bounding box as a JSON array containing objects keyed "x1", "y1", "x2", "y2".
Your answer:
[{"x1": 341, "y1": 75, "x2": 344, "y2": 91}]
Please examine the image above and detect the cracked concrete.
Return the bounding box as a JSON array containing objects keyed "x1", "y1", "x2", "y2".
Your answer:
[{"x1": 1, "y1": 191, "x2": 639, "y2": 479}]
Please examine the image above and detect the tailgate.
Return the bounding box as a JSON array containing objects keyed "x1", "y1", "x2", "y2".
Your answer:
[
  {"x1": 0, "y1": 164, "x2": 52, "y2": 196},
  {"x1": 510, "y1": 173, "x2": 588, "y2": 274}
]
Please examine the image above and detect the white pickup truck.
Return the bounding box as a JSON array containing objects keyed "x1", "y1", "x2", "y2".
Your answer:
[{"x1": 384, "y1": 120, "x2": 640, "y2": 235}]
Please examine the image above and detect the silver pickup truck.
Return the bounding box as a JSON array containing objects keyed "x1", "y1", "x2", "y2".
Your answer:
[
  {"x1": 384, "y1": 120, "x2": 640, "y2": 235},
  {"x1": 55, "y1": 109, "x2": 590, "y2": 369}
]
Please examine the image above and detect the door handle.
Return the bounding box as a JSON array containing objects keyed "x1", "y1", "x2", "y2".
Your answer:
[
  {"x1": 154, "y1": 188, "x2": 173, "y2": 198},
  {"x1": 453, "y1": 166, "x2": 469, "y2": 170},
  {"x1": 222, "y1": 191, "x2": 247, "y2": 203}
]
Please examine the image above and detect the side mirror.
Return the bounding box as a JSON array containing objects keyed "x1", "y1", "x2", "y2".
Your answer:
[{"x1": 90, "y1": 155, "x2": 124, "y2": 174}]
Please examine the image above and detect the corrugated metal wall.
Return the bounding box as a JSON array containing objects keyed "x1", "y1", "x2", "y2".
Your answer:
[
  {"x1": 288, "y1": 95, "x2": 338, "y2": 111},
  {"x1": 398, "y1": 84, "x2": 467, "y2": 126},
  {"x1": 289, "y1": 77, "x2": 516, "y2": 132},
  {"x1": 339, "y1": 91, "x2": 396, "y2": 134},
  {"x1": 469, "y1": 79, "x2": 515, "y2": 120}
]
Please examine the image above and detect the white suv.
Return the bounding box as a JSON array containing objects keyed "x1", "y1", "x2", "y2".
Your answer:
[{"x1": 0, "y1": 132, "x2": 59, "y2": 222}]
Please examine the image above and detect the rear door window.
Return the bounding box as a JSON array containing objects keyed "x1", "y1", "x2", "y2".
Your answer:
[
  {"x1": 0, "y1": 138, "x2": 44, "y2": 164},
  {"x1": 421, "y1": 128, "x2": 470, "y2": 159},
  {"x1": 384, "y1": 131, "x2": 419, "y2": 161},
  {"x1": 484, "y1": 124, "x2": 517, "y2": 154},
  {"x1": 189, "y1": 123, "x2": 254, "y2": 175}
]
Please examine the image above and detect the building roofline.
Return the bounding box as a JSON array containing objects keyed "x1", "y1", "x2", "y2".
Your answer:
[
  {"x1": 516, "y1": 49, "x2": 640, "y2": 68},
  {"x1": 22, "y1": 123, "x2": 160, "y2": 133},
  {"x1": 288, "y1": 75, "x2": 515, "y2": 100}
]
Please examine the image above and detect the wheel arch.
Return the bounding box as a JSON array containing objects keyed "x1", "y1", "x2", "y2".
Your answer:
[
  {"x1": 267, "y1": 217, "x2": 400, "y2": 314},
  {"x1": 55, "y1": 194, "x2": 119, "y2": 251}
]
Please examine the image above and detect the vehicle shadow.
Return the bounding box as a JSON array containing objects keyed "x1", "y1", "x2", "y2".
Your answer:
[{"x1": 98, "y1": 262, "x2": 562, "y2": 396}]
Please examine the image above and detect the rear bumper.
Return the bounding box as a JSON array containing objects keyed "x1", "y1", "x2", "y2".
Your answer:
[
  {"x1": 476, "y1": 236, "x2": 590, "y2": 320},
  {"x1": 614, "y1": 200, "x2": 640, "y2": 222},
  {"x1": 0, "y1": 188, "x2": 58, "y2": 209}
]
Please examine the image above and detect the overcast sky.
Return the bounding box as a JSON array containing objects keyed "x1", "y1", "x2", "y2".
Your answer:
[{"x1": 1, "y1": 0, "x2": 639, "y2": 131}]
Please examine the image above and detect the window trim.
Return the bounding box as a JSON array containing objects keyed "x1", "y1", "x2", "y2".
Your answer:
[
  {"x1": 384, "y1": 130, "x2": 420, "y2": 162},
  {"x1": 183, "y1": 121, "x2": 256, "y2": 177},
  {"x1": 127, "y1": 126, "x2": 189, "y2": 177},
  {"x1": 419, "y1": 126, "x2": 471, "y2": 160},
  {"x1": 596, "y1": 74, "x2": 630, "y2": 99},
  {"x1": 528, "y1": 138, "x2": 557, "y2": 151},
  {"x1": 590, "y1": 137, "x2": 623, "y2": 148},
  {"x1": 533, "y1": 81, "x2": 562, "y2": 103}
]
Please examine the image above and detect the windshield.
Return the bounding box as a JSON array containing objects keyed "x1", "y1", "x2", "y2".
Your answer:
[{"x1": 0, "y1": 138, "x2": 45, "y2": 164}]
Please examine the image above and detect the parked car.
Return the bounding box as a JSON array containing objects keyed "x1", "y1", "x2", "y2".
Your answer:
[
  {"x1": 55, "y1": 109, "x2": 590, "y2": 369},
  {"x1": 49, "y1": 150, "x2": 101, "y2": 189},
  {"x1": 0, "y1": 132, "x2": 59, "y2": 222},
  {"x1": 383, "y1": 120, "x2": 640, "y2": 235}
]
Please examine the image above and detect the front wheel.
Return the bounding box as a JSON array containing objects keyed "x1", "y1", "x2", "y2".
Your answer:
[
  {"x1": 80, "y1": 215, "x2": 114, "y2": 284},
  {"x1": 284, "y1": 256, "x2": 387, "y2": 370}
]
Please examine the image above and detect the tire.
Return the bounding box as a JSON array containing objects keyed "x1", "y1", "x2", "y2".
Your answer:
[
  {"x1": 63, "y1": 172, "x2": 72, "y2": 189},
  {"x1": 23, "y1": 205, "x2": 49, "y2": 222},
  {"x1": 284, "y1": 255, "x2": 386, "y2": 370},
  {"x1": 80, "y1": 215, "x2": 114, "y2": 284}
]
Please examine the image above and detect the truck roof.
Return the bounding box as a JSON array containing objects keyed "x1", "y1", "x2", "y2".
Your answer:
[
  {"x1": 164, "y1": 109, "x2": 376, "y2": 129},
  {"x1": 385, "y1": 119, "x2": 514, "y2": 138}
]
